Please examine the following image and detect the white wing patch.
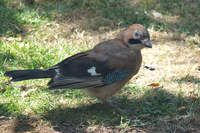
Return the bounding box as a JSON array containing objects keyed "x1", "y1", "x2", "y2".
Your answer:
[
  {"x1": 55, "y1": 69, "x2": 59, "y2": 73},
  {"x1": 87, "y1": 66, "x2": 101, "y2": 76}
]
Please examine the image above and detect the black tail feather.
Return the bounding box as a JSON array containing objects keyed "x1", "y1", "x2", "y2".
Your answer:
[{"x1": 4, "y1": 69, "x2": 56, "y2": 82}]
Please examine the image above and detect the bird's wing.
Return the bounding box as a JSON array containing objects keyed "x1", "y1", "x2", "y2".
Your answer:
[
  {"x1": 48, "y1": 40, "x2": 138, "y2": 89},
  {"x1": 47, "y1": 50, "x2": 92, "y2": 69}
]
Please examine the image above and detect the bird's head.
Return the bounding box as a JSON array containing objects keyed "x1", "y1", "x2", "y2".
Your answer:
[{"x1": 116, "y1": 24, "x2": 152, "y2": 51}]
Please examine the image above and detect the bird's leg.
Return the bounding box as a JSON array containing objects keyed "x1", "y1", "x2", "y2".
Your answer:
[
  {"x1": 99, "y1": 98, "x2": 131, "y2": 113},
  {"x1": 108, "y1": 99, "x2": 121, "y2": 104}
]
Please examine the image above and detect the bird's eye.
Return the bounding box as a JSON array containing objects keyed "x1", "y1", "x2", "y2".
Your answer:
[{"x1": 134, "y1": 32, "x2": 139, "y2": 38}]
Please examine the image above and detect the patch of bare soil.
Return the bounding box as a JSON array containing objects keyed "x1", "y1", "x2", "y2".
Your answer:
[{"x1": 0, "y1": 118, "x2": 58, "y2": 133}]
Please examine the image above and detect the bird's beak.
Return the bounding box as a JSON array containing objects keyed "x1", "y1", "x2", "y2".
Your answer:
[{"x1": 141, "y1": 40, "x2": 152, "y2": 48}]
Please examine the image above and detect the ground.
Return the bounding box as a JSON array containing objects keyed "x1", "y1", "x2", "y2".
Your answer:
[{"x1": 0, "y1": 0, "x2": 200, "y2": 132}]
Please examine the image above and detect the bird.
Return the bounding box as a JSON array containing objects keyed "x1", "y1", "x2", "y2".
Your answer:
[{"x1": 4, "y1": 24, "x2": 152, "y2": 113}]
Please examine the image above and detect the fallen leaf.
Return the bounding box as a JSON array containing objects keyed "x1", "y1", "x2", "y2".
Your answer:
[
  {"x1": 147, "y1": 83, "x2": 159, "y2": 86},
  {"x1": 190, "y1": 96, "x2": 198, "y2": 101},
  {"x1": 178, "y1": 106, "x2": 187, "y2": 112}
]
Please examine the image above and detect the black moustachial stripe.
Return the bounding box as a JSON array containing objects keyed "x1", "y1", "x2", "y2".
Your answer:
[
  {"x1": 102, "y1": 69, "x2": 132, "y2": 84},
  {"x1": 129, "y1": 38, "x2": 141, "y2": 44}
]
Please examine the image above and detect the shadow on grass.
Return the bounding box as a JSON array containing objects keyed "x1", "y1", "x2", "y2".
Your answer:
[
  {"x1": 174, "y1": 75, "x2": 200, "y2": 84},
  {"x1": 28, "y1": 0, "x2": 200, "y2": 34},
  {"x1": 0, "y1": 0, "x2": 150, "y2": 38},
  {"x1": 0, "y1": 1, "x2": 28, "y2": 37},
  {"x1": 1, "y1": 0, "x2": 199, "y2": 38},
  {"x1": 0, "y1": 103, "x2": 55, "y2": 132},
  {"x1": 0, "y1": 103, "x2": 33, "y2": 132},
  {"x1": 40, "y1": 87, "x2": 199, "y2": 132},
  {"x1": 0, "y1": 86, "x2": 199, "y2": 132}
]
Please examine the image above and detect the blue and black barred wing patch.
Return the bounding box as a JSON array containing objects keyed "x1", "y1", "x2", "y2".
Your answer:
[{"x1": 102, "y1": 69, "x2": 132, "y2": 84}]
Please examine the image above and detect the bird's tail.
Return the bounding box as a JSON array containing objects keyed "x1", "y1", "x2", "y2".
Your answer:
[{"x1": 4, "y1": 69, "x2": 56, "y2": 82}]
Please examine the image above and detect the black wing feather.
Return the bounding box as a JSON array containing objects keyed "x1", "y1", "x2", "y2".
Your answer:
[{"x1": 47, "y1": 55, "x2": 132, "y2": 89}]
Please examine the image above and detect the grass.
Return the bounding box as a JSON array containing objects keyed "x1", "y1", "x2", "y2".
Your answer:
[{"x1": 0, "y1": 0, "x2": 200, "y2": 132}]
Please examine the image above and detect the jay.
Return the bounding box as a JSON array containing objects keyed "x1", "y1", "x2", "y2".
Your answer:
[{"x1": 4, "y1": 24, "x2": 152, "y2": 112}]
